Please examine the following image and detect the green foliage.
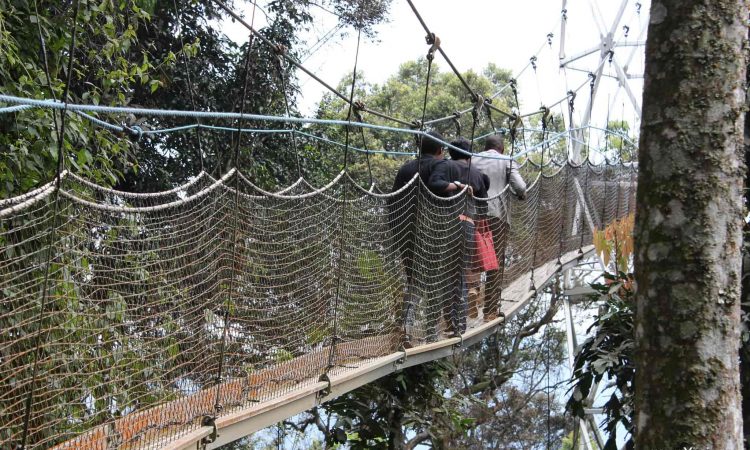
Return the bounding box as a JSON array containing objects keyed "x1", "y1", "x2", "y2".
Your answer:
[
  {"x1": 567, "y1": 272, "x2": 635, "y2": 450},
  {"x1": 0, "y1": 0, "x2": 172, "y2": 197},
  {"x1": 605, "y1": 120, "x2": 637, "y2": 163},
  {"x1": 313, "y1": 59, "x2": 515, "y2": 188}
]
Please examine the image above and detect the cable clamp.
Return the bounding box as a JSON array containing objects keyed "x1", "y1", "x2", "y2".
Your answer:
[
  {"x1": 540, "y1": 106, "x2": 551, "y2": 129},
  {"x1": 567, "y1": 90, "x2": 576, "y2": 112},
  {"x1": 410, "y1": 119, "x2": 423, "y2": 130},
  {"x1": 508, "y1": 113, "x2": 522, "y2": 131},
  {"x1": 123, "y1": 124, "x2": 143, "y2": 141},
  {"x1": 452, "y1": 333, "x2": 465, "y2": 352},
  {"x1": 509, "y1": 78, "x2": 518, "y2": 94},
  {"x1": 530, "y1": 56, "x2": 538, "y2": 71},
  {"x1": 452, "y1": 114, "x2": 462, "y2": 136},
  {"x1": 272, "y1": 43, "x2": 287, "y2": 55},
  {"x1": 201, "y1": 416, "x2": 218, "y2": 445},
  {"x1": 425, "y1": 33, "x2": 441, "y2": 60},
  {"x1": 547, "y1": 32, "x2": 554, "y2": 47},
  {"x1": 472, "y1": 95, "x2": 485, "y2": 121},
  {"x1": 317, "y1": 373, "x2": 332, "y2": 399},
  {"x1": 588, "y1": 72, "x2": 597, "y2": 89}
]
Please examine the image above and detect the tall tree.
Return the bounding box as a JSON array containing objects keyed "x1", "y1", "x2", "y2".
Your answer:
[{"x1": 634, "y1": 0, "x2": 747, "y2": 448}]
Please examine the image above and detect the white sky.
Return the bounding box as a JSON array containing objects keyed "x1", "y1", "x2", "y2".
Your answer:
[{"x1": 223, "y1": 0, "x2": 649, "y2": 140}]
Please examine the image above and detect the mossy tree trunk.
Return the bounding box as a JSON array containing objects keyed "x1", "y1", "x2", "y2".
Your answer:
[{"x1": 634, "y1": 1, "x2": 747, "y2": 448}]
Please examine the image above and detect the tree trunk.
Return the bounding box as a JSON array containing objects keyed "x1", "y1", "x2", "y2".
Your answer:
[
  {"x1": 742, "y1": 54, "x2": 750, "y2": 450},
  {"x1": 634, "y1": 1, "x2": 747, "y2": 448}
]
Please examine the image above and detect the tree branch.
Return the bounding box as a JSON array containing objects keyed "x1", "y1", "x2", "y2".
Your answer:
[{"x1": 405, "y1": 431, "x2": 431, "y2": 450}]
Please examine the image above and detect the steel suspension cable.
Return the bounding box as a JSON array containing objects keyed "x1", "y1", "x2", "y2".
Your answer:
[
  {"x1": 212, "y1": 0, "x2": 413, "y2": 128},
  {"x1": 404, "y1": 0, "x2": 478, "y2": 102},
  {"x1": 19, "y1": 0, "x2": 80, "y2": 446}
]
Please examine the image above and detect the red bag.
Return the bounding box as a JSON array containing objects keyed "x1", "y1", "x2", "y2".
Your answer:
[{"x1": 474, "y1": 219, "x2": 499, "y2": 271}]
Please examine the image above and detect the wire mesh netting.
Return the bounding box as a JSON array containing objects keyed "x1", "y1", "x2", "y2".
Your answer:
[{"x1": 0, "y1": 161, "x2": 636, "y2": 449}]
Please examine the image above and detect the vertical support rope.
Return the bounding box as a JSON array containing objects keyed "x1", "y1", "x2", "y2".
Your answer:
[
  {"x1": 612, "y1": 124, "x2": 626, "y2": 272},
  {"x1": 401, "y1": 40, "x2": 435, "y2": 344},
  {"x1": 497, "y1": 123, "x2": 518, "y2": 304},
  {"x1": 510, "y1": 79, "x2": 527, "y2": 153},
  {"x1": 328, "y1": 28, "x2": 362, "y2": 371},
  {"x1": 531, "y1": 111, "x2": 550, "y2": 285},
  {"x1": 273, "y1": 54, "x2": 303, "y2": 179},
  {"x1": 558, "y1": 163, "x2": 571, "y2": 263},
  {"x1": 19, "y1": 1, "x2": 80, "y2": 447},
  {"x1": 578, "y1": 162, "x2": 592, "y2": 253},
  {"x1": 214, "y1": 0, "x2": 258, "y2": 411},
  {"x1": 172, "y1": 0, "x2": 205, "y2": 171}
]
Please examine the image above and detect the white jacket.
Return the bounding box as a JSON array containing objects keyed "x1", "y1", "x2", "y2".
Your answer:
[{"x1": 472, "y1": 150, "x2": 527, "y2": 222}]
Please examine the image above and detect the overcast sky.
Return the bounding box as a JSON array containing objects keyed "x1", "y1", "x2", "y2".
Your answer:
[{"x1": 223, "y1": 0, "x2": 650, "y2": 138}]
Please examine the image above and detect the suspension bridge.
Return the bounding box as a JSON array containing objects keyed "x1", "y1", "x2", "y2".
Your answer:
[{"x1": 0, "y1": 0, "x2": 647, "y2": 448}]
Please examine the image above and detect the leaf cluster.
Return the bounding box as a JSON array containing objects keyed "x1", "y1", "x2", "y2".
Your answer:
[{"x1": 567, "y1": 272, "x2": 635, "y2": 450}]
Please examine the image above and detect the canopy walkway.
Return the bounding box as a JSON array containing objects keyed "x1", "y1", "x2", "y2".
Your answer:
[{"x1": 0, "y1": 159, "x2": 636, "y2": 449}]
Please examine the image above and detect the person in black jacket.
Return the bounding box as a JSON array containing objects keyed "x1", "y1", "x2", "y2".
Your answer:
[
  {"x1": 428, "y1": 137, "x2": 489, "y2": 335},
  {"x1": 389, "y1": 131, "x2": 446, "y2": 344}
]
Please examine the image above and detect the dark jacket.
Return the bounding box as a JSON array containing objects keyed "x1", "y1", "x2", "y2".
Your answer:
[
  {"x1": 391, "y1": 154, "x2": 444, "y2": 193},
  {"x1": 428, "y1": 159, "x2": 490, "y2": 218}
]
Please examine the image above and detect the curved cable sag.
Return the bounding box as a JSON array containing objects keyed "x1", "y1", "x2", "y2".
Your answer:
[
  {"x1": 0, "y1": 183, "x2": 58, "y2": 218},
  {"x1": 68, "y1": 171, "x2": 209, "y2": 199},
  {"x1": 235, "y1": 169, "x2": 346, "y2": 200},
  {"x1": 0, "y1": 171, "x2": 68, "y2": 207},
  {"x1": 58, "y1": 168, "x2": 236, "y2": 213},
  {"x1": 343, "y1": 171, "x2": 421, "y2": 199}
]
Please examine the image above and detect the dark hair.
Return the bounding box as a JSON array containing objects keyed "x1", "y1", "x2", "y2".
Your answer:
[
  {"x1": 419, "y1": 130, "x2": 445, "y2": 155},
  {"x1": 449, "y1": 137, "x2": 472, "y2": 160},
  {"x1": 484, "y1": 134, "x2": 505, "y2": 153}
]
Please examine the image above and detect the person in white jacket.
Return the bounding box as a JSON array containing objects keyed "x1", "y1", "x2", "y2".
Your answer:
[{"x1": 472, "y1": 134, "x2": 526, "y2": 321}]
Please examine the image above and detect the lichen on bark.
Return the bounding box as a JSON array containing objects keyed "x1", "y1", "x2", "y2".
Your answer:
[{"x1": 634, "y1": 0, "x2": 748, "y2": 448}]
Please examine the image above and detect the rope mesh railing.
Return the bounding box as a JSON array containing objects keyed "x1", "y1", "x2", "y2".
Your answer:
[{"x1": 0, "y1": 159, "x2": 636, "y2": 449}]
